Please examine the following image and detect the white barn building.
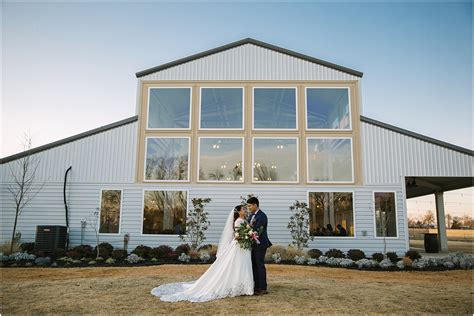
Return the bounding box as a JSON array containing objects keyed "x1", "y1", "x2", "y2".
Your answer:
[{"x1": 1, "y1": 38, "x2": 473, "y2": 255}]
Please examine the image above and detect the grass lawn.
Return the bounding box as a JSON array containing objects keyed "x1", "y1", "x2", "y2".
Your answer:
[{"x1": 1, "y1": 264, "x2": 472, "y2": 315}]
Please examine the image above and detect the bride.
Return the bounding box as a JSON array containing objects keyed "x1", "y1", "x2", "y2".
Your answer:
[{"x1": 150, "y1": 205, "x2": 254, "y2": 302}]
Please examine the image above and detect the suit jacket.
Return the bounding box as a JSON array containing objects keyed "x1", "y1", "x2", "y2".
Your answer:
[{"x1": 248, "y1": 209, "x2": 272, "y2": 249}]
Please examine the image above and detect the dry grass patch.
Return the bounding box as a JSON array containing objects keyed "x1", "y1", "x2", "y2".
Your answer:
[{"x1": 2, "y1": 264, "x2": 473, "y2": 315}]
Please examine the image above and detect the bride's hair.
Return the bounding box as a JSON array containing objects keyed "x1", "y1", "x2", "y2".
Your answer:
[{"x1": 233, "y1": 205, "x2": 242, "y2": 222}]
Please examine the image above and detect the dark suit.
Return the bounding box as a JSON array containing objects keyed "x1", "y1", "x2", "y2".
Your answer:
[{"x1": 248, "y1": 209, "x2": 272, "y2": 291}]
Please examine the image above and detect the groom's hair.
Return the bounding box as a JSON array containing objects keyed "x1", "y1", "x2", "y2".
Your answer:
[{"x1": 247, "y1": 197, "x2": 259, "y2": 207}]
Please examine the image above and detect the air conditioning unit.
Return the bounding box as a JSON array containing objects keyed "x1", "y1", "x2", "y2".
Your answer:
[{"x1": 34, "y1": 225, "x2": 67, "y2": 256}]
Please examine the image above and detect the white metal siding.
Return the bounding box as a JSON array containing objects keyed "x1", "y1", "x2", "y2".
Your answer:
[
  {"x1": 0, "y1": 122, "x2": 138, "y2": 184},
  {"x1": 361, "y1": 122, "x2": 473, "y2": 185},
  {"x1": 140, "y1": 44, "x2": 360, "y2": 81},
  {"x1": 1, "y1": 183, "x2": 408, "y2": 255}
]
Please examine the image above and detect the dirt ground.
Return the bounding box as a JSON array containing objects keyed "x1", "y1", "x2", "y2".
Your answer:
[{"x1": 1, "y1": 264, "x2": 473, "y2": 315}]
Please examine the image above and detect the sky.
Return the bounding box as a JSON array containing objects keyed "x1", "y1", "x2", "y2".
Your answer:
[{"x1": 1, "y1": 1, "x2": 473, "y2": 217}]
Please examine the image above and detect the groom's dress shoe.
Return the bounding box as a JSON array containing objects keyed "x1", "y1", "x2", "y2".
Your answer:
[{"x1": 254, "y1": 289, "x2": 268, "y2": 295}]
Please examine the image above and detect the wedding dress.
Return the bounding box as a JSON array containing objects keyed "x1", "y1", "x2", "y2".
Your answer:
[{"x1": 150, "y1": 209, "x2": 254, "y2": 302}]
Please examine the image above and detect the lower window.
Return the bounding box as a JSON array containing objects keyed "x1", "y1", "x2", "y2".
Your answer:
[
  {"x1": 142, "y1": 190, "x2": 188, "y2": 235},
  {"x1": 99, "y1": 189, "x2": 122, "y2": 234},
  {"x1": 308, "y1": 192, "x2": 354, "y2": 237},
  {"x1": 374, "y1": 192, "x2": 397, "y2": 237}
]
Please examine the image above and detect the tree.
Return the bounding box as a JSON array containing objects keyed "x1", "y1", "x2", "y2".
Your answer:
[
  {"x1": 287, "y1": 200, "x2": 314, "y2": 250},
  {"x1": 179, "y1": 198, "x2": 212, "y2": 249},
  {"x1": 451, "y1": 217, "x2": 462, "y2": 229},
  {"x1": 6, "y1": 133, "x2": 45, "y2": 253},
  {"x1": 83, "y1": 207, "x2": 104, "y2": 259},
  {"x1": 422, "y1": 210, "x2": 436, "y2": 227}
]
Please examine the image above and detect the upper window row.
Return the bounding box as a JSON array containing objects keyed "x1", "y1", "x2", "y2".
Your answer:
[{"x1": 146, "y1": 87, "x2": 352, "y2": 130}]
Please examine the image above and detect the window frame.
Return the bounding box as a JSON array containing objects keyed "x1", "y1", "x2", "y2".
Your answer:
[
  {"x1": 140, "y1": 189, "x2": 190, "y2": 237},
  {"x1": 306, "y1": 136, "x2": 355, "y2": 184},
  {"x1": 304, "y1": 86, "x2": 352, "y2": 131},
  {"x1": 198, "y1": 87, "x2": 245, "y2": 130},
  {"x1": 306, "y1": 189, "x2": 357, "y2": 239},
  {"x1": 372, "y1": 191, "x2": 399, "y2": 239},
  {"x1": 197, "y1": 136, "x2": 245, "y2": 183},
  {"x1": 146, "y1": 86, "x2": 193, "y2": 131},
  {"x1": 143, "y1": 136, "x2": 191, "y2": 183},
  {"x1": 252, "y1": 87, "x2": 299, "y2": 131},
  {"x1": 97, "y1": 188, "x2": 123, "y2": 236},
  {"x1": 252, "y1": 136, "x2": 300, "y2": 184}
]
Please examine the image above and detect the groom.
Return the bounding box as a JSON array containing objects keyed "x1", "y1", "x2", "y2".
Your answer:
[{"x1": 247, "y1": 197, "x2": 272, "y2": 295}]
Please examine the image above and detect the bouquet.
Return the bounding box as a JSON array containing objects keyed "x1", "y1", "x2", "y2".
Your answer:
[{"x1": 234, "y1": 222, "x2": 262, "y2": 250}]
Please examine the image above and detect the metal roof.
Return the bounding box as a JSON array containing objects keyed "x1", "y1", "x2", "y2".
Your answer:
[
  {"x1": 135, "y1": 38, "x2": 364, "y2": 78},
  {"x1": 360, "y1": 116, "x2": 473, "y2": 156},
  {"x1": 0, "y1": 116, "x2": 138, "y2": 164}
]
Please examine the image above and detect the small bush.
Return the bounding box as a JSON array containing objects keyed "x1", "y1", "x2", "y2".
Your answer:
[
  {"x1": 307, "y1": 249, "x2": 322, "y2": 259},
  {"x1": 150, "y1": 245, "x2": 173, "y2": 259},
  {"x1": 0, "y1": 241, "x2": 22, "y2": 255},
  {"x1": 197, "y1": 244, "x2": 212, "y2": 252},
  {"x1": 265, "y1": 245, "x2": 287, "y2": 261},
  {"x1": 132, "y1": 245, "x2": 152, "y2": 259},
  {"x1": 283, "y1": 246, "x2": 306, "y2": 261},
  {"x1": 372, "y1": 252, "x2": 384, "y2": 262},
  {"x1": 402, "y1": 256, "x2": 413, "y2": 267},
  {"x1": 112, "y1": 249, "x2": 128, "y2": 261},
  {"x1": 65, "y1": 250, "x2": 81, "y2": 260},
  {"x1": 347, "y1": 249, "x2": 366, "y2": 261},
  {"x1": 175, "y1": 244, "x2": 191, "y2": 256},
  {"x1": 167, "y1": 251, "x2": 178, "y2": 259},
  {"x1": 20, "y1": 242, "x2": 35, "y2": 254},
  {"x1": 94, "y1": 242, "x2": 114, "y2": 258},
  {"x1": 188, "y1": 249, "x2": 200, "y2": 260},
  {"x1": 325, "y1": 249, "x2": 345, "y2": 259},
  {"x1": 386, "y1": 252, "x2": 398, "y2": 263},
  {"x1": 72, "y1": 245, "x2": 93, "y2": 258},
  {"x1": 405, "y1": 250, "x2": 421, "y2": 261}
]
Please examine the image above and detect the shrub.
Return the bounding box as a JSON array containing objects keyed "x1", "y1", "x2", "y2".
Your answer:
[
  {"x1": 94, "y1": 242, "x2": 114, "y2": 258},
  {"x1": 179, "y1": 197, "x2": 212, "y2": 249},
  {"x1": 188, "y1": 249, "x2": 200, "y2": 260},
  {"x1": 167, "y1": 251, "x2": 178, "y2": 260},
  {"x1": 175, "y1": 244, "x2": 191, "y2": 256},
  {"x1": 197, "y1": 244, "x2": 212, "y2": 252},
  {"x1": 125, "y1": 254, "x2": 142, "y2": 264},
  {"x1": 72, "y1": 245, "x2": 93, "y2": 258},
  {"x1": 20, "y1": 242, "x2": 35, "y2": 254},
  {"x1": 112, "y1": 249, "x2": 128, "y2": 261},
  {"x1": 372, "y1": 252, "x2": 384, "y2": 263},
  {"x1": 402, "y1": 256, "x2": 413, "y2": 267},
  {"x1": 65, "y1": 250, "x2": 81, "y2": 260},
  {"x1": 386, "y1": 252, "x2": 398, "y2": 263},
  {"x1": 200, "y1": 252, "x2": 211, "y2": 262},
  {"x1": 347, "y1": 249, "x2": 366, "y2": 261},
  {"x1": 0, "y1": 241, "x2": 22, "y2": 255},
  {"x1": 283, "y1": 246, "x2": 306, "y2": 261},
  {"x1": 132, "y1": 245, "x2": 152, "y2": 259},
  {"x1": 325, "y1": 249, "x2": 345, "y2": 259},
  {"x1": 287, "y1": 201, "x2": 313, "y2": 249},
  {"x1": 34, "y1": 250, "x2": 46, "y2": 258},
  {"x1": 206, "y1": 245, "x2": 218, "y2": 259},
  {"x1": 405, "y1": 250, "x2": 421, "y2": 261},
  {"x1": 150, "y1": 245, "x2": 173, "y2": 259},
  {"x1": 265, "y1": 245, "x2": 287, "y2": 261},
  {"x1": 178, "y1": 253, "x2": 190, "y2": 263},
  {"x1": 307, "y1": 249, "x2": 322, "y2": 259}
]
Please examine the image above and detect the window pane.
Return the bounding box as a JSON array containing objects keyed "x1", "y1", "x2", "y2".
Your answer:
[
  {"x1": 253, "y1": 138, "x2": 298, "y2": 182},
  {"x1": 308, "y1": 192, "x2": 354, "y2": 237},
  {"x1": 143, "y1": 190, "x2": 187, "y2": 235},
  {"x1": 148, "y1": 88, "x2": 191, "y2": 129},
  {"x1": 200, "y1": 88, "x2": 243, "y2": 128},
  {"x1": 307, "y1": 88, "x2": 350, "y2": 129},
  {"x1": 99, "y1": 190, "x2": 121, "y2": 234},
  {"x1": 199, "y1": 138, "x2": 243, "y2": 182},
  {"x1": 145, "y1": 138, "x2": 189, "y2": 181},
  {"x1": 254, "y1": 88, "x2": 297, "y2": 129},
  {"x1": 374, "y1": 192, "x2": 397, "y2": 237},
  {"x1": 307, "y1": 138, "x2": 353, "y2": 182}
]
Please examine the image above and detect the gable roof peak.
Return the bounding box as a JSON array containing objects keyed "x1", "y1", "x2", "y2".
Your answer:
[{"x1": 135, "y1": 38, "x2": 363, "y2": 78}]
